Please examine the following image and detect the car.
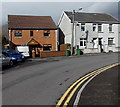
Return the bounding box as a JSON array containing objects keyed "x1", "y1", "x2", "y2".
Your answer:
[
  {"x1": 2, "y1": 50, "x2": 25, "y2": 62},
  {"x1": 15, "y1": 46, "x2": 30, "y2": 57},
  {"x1": 0, "y1": 53, "x2": 13, "y2": 67}
]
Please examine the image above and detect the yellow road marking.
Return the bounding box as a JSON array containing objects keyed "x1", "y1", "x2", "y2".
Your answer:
[
  {"x1": 63, "y1": 74, "x2": 94, "y2": 106},
  {"x1": 56, "y1": 62, "x2": 120, "y2": 107},
  {"x1": 56, "y1": 70, "x2": 99, "y2": 106}
]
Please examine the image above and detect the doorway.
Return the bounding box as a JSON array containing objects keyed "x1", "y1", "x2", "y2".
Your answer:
[
  {"x1": 29, "y1": 45, "x2": 41, "y2": 57},
  {"x1": 98, "y1": 38, "x2": 103, "y2": 52}
]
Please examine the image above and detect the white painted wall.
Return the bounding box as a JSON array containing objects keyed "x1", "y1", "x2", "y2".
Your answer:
[
  {"x1": 59, "y1": 12, "x2": 120, "y2": 53},
  {"x1": 58, "y1": 12, "x2": 72, "y2": 44}
]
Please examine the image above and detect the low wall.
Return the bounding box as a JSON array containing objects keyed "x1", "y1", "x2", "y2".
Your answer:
[
  {"x1": 82, "y1": 48, "x2": 100, "y2": 54},
  {"x1": 40, "y1": 51, "x2": 65, "y2": 58},
  {"x1": 60, "y1": 45, "x2": 68, "y2": 51}
]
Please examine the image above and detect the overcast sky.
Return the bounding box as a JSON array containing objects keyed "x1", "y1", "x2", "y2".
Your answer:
[
  {"x1": 2, "y1": 2, "x2": 118, "y2": 24},
  {"x1": 1, "y1": 2, "x2": 119, "y2": 26}
]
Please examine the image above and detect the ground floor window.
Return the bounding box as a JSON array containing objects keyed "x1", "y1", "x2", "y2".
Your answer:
[
  {"x1": 80, "y1": 38, "x2": 86, "y2": 46},
  {"x1": 108, "y1": 38, "x2": 114, "y2": 46},
  {"x1": 43, "y1": 44, "x2": 52, "y2": 51}
]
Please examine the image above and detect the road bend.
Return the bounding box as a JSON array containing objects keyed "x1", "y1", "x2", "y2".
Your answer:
[{"x1": 2, "y1": 53, "x2": 119, "y2": 105}]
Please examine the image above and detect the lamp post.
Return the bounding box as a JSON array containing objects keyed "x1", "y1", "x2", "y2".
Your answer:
[
  {"x1": 71, "y1": 8, "x2": 82, "y2": 56},
  {"x1": 71, "y1": 10, "x2": 75, "y2": 56}
]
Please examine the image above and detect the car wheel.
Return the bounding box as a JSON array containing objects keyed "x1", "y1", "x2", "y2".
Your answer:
[
  {"x1": 9, "y1": 60, "x2": 13, "y2": 66},
  {"x1": 22, "y1": 58, "x2": 25, "y2": 62}
]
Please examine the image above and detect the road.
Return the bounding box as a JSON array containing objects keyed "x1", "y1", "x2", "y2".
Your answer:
[
  {"x1": 79, "y1": 64, "x2": 119, "y2": 105},
  {"x1": 2, "y1": 53, "x2": 119, "y2": 106}
]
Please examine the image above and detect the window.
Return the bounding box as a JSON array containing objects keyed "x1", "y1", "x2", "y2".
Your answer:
[
  {"x1": 109, "y1": 24, "x2": 113, "y2": 32},
  {"x1": 98, "y1": 24, "x2": 102, "y2": 32},
  {"x1": 44, "y1": 30, "x2": 50, "y2": 37},
  {"x1": 80, "y1": 38, "x2": 86, "y2": 46},
  {"x1": 14, "y1": 30, "x2": 22, "y2": 37},
  {"x1": 43, "y1": 44, "x2": 52, "y2": 51},
  {"x1": 93, "y1": 24, "x2": 96, "y2": 31},
  {"x1": 108, "y1": 38, "x2": 114, "y2": 45},
  {"x1": 30, "y1": 31, "x2": 33, "y2": 36},
  {"x1": 81, "y1": 24, "x2": 85, "y2": 31}
]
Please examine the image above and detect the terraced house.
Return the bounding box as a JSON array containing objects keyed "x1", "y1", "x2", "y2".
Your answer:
[
  {"x1": 58, "y1": 11, "x2": 120, "y2": 53},
  {"x1": 8, "y1": 15, "x2": 58, "y2": 56}
]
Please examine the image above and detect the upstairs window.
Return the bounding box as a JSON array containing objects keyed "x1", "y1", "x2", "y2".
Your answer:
[
  {"x1": 14, "y1": 30, "x2": 22, "y2": 37},
  {"x1": 98, "y1": 24, "x2": 102, "y2": 32},
  {"x1": 93, "y1": 24, "x2": 96, "y2": 31},
  {"x1": 109, "y1": 24, "x2": 113, "y2": 32},
  {"x1": 30, "y1": 31, "x2": 33, "y2": 36},
  {"x1": 44, "y1": 30, "x2": 50, "y2": 37},
  {"x1": 81, "y1": 24, "x2": 85, "y2": 31}
]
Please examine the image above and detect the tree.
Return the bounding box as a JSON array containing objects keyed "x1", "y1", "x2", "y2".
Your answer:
[{"x1": 2, "y1": 35, "x2": 9, "y2": 50}]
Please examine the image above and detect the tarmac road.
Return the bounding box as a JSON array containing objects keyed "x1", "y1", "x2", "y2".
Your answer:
[
  {"x1": 2, "y1": 53, "x2": 119, "y2": 106},
  {"x1": 78, "y1": 64, "x2": 120, "y2": 106}
]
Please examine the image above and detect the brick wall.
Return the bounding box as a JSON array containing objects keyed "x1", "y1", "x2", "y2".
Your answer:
[
  {"x1": 60, "y1": 45, "x2": 68, "y2": 51},
  {"x1": 40, "y1": 51, "x2": 65, "y2": 58},
  {"x1": 11, "y1": 30, "x2": 57, "y2": 51}
]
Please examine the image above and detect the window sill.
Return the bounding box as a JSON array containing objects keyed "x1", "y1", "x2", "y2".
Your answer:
[
  {"x1": 98, "y1": 32, "x2": 104, "y2": 33},
  {"x1": 14, "y1": 37, "x2": 22, "y2": 38},
  {"x1": 109, "y1": 32, "x2": 114, "y2": 33},
  {"x1": 44, "y1": 36, "x2": 50, "y2": 38}
]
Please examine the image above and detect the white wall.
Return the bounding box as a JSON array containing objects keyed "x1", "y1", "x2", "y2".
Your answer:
[
  {"x1": 59, "y1": 13, "x2": 120, "y2": 53},
  {"x1": 59, "y1": 12, "x2": 72, "y2": 44}
]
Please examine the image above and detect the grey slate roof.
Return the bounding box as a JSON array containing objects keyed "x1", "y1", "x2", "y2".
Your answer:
[{"x1": 65, "y1": 11, "x2": 119, "y2": 24}]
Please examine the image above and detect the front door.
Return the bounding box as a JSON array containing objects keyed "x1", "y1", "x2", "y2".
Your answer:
[
  {"x1": 29, "y1": 45, "x2": 40, "y2": 57},
  {"x1": 99, "y1": 38, "x2": 103, "y2": 52}
]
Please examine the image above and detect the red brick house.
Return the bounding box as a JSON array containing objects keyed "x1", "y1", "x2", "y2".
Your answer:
[{"x1": 8, "y1": 15, "x2": 58, "y2": 57}]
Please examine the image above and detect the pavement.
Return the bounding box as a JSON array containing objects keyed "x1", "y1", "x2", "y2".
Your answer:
[
  {"x1": 2, "y1": 52, "x2": 112, "y2": 72},
  {"x1": 78, "y1": 64, "x2": 120, "y2": 106}
]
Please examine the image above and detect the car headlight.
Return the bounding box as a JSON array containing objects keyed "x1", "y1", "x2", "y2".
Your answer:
[
  {"x1": 22, "y1": 56, "x2": 24, "y2": 59},
  {"x1": 12, "y1": 57, "x2": 16, "y2": 60}
]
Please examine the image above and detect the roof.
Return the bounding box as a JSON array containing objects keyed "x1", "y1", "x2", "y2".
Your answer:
[
  {"x1": 27, "y1": 38, "x2": 40, "y2": 45},
  {"x1": 8, "y1": 15, "x2": 57, "y2": 30},
  {"x1": 64, "y1": 11, "x2": 120, "y2": 24}
]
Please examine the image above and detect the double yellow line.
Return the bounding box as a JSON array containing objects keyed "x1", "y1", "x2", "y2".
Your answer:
[{"x1": 56, "y1": 62, "x2": 120, "y2": 107}]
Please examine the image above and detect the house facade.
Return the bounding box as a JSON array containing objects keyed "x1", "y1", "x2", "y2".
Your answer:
[
  {"x1": 58, "y1": 11, "x2": 120, "y2": 53},
  {"x1": 8, "y1": 15, "x2": 58, "y2": 56}
]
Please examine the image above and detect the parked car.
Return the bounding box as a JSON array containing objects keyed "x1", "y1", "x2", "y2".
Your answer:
[
  {"x1": 0, "y1": 53, "x2": 13, "y2": 67},
  {"x1": 2, "y1": 50, "x2": 25, "y2": 62},
  {"x1": 15, "y1": 46, "x2": 30, "y2": 57}
]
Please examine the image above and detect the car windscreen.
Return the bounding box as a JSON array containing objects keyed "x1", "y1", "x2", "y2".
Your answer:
[{"x1": 9, "y1": 51, "x2": 20, "y2": 55}]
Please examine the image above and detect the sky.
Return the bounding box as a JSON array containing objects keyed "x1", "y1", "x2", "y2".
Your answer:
[{"x1": 0, "y1": 1, "x2": 119, "y2": 35}]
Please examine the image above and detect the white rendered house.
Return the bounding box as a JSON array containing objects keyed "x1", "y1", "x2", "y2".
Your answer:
[{"x1": 58, "y1": 11, "x2": 120, "y2": 53}]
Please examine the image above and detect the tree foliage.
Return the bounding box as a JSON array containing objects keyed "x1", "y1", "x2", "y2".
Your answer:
[{"x1": 1, "y1": 35, "x2": 9, "y2": 49}]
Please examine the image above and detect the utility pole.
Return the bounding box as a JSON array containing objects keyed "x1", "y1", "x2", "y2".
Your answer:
[
  {"x1": 71, "y1": 8, "x2": 82, "y2": 56},
  {"x1": 71, "y1": 10, "x2": 75, "y2": 56}
]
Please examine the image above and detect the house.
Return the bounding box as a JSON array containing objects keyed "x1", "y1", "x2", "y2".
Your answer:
[
  {"x1": 8, "y1": 15, "x2": 58, "y2": 57},
  {"x1": 58, "y1": 11, "x2": 120, "y2": 53}
]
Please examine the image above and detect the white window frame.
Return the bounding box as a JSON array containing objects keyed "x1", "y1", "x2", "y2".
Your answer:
[
  {"x1": 109, "y1": 24, "x2": 113, "y2": 32},
  {"x1": 108, "y1": 38, "x2": 114, "y2": 46},
  {"x1": 93, "y1": 24, "x2": 97, "y2": 32},
  {"x1": 98, "y1": 24, "x2": 102, "y2": 32},
  {"x1": 80, "y1": 38, "x2": 86, "y2": 47},
  {"x1": 81, "y1": 23, "x2": 85, "y2": 32},
  {"x1": 14, "y1": 30, "x2": 22, "y2": 38},
  {"x1": 44, "y1": 30, "x2": 50, "y2": 37}
]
